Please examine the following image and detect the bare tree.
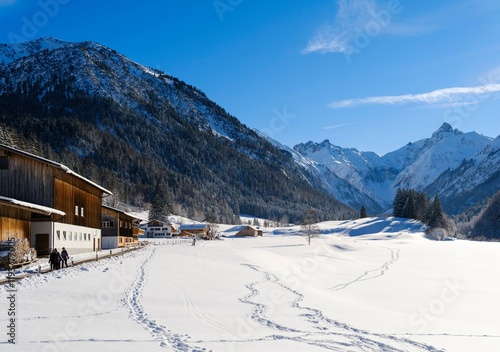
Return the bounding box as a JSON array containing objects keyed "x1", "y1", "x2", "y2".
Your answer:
[{"x1": 301, "y1": 209, "x2": 320, "y2": 245}]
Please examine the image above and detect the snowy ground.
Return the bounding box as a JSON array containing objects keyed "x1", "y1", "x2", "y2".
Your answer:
[{"x1": 1, "y1": 217, "x2": 499, "y2": 352}]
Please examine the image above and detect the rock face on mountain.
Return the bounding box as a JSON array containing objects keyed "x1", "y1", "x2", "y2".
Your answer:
[
  {"x1": 294, "y1": 123, "x2": 497, "y2": 215},
  {"x1": 0, "y1": 37, "x2": 355, "y2": 223}
]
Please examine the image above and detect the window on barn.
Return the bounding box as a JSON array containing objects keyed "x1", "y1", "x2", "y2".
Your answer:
[
  {"x1": 56, "y1": 230, "x2": 60, "y2": 240},
  {"x1": 81, "y1": 207, "x2": 84, "y2": 217},
  {"x1": 63, "y1": 231, "x2": 66, "y2": 240},
  {"x1": 0, "y1": 156, "x2": 9, "y2": 169},
  {"x1": 75, "y1": 206, "x2": 79, "y2": 216}
]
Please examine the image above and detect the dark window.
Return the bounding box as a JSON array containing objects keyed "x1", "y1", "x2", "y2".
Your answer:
[{"x1": 0, "y1": 156, "x2": 8, "y2": 170}]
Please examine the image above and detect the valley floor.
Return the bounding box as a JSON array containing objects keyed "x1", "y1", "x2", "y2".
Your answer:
[{"x1": 1, "y1": 217, "x2": 499, "y2": 351}]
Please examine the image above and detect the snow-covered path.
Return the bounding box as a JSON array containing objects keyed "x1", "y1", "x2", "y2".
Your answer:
[{"x1": 1, "y1": 218, "x2": 499, "y2": 351}]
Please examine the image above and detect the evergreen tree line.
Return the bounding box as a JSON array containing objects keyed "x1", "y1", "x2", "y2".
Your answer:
[
  {"x1": 392, "y1": 188, "x2": 450, "y2": 230},
  {"x1": 456, "y1": 190, "x2": 500, "y2": 240}
]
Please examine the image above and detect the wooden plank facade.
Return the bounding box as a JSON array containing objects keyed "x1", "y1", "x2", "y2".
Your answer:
[
  {"x1": 101, "y1": 205, "x2": 141, "y2": 249},
  {"x1": 0, "y1": 143, "x2": 112, "y2": 255}
]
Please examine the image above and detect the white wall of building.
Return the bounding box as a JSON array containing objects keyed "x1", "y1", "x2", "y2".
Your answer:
[
  {"x1": 144, "y1": 225, "x2": 172, "y2": 238},
  {"x1": 31, "y1": 222, "x2": 102, "y2": 255}
]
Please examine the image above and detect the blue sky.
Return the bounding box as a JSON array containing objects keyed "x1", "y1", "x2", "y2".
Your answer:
[{"x1": 1, "y1": 0, "x2": 500, "y2": 155}]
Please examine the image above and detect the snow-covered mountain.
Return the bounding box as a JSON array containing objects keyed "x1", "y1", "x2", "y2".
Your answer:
[
  {"x1": 293, "y1": 123, "x2": 497, "y2": 214},
  {"x1": 257, "y1": 131, "x2": 383, "y2": 213},
  {"x1": 0, "y1": 37, "x2": 355, "y2": 222}
]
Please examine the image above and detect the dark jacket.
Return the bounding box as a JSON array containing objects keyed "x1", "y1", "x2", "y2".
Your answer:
[
  {"x1": 61, "y1": 249, "x2": 69, "y2": 260},
  {"x1": 49, "y1": 251, "x2": 62, "y2": 264}
]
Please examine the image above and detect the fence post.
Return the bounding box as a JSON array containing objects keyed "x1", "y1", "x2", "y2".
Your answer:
[
  {"x1": 38, "y1": 265, "x2": 41, "y2": 274},
  {"x1": 96, "y1": 252, "x2": 98, "y2": 261}
]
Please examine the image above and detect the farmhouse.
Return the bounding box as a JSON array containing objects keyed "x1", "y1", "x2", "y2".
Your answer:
[
  {"x1": 0, "y1": 143, "x2": 112, "y2": 255},
  {"x1": 234, "y1": 225, "x2": 263, "y2": 237},
  {"x1": 142, "y1": 220, "x2": 176, "y2": 238},
  {"x1": 101, "y1": 205, "x2": 143, "y2": 249},
  {"x1": 179, "y1": 223, "x2": 209, "y2": 238}
]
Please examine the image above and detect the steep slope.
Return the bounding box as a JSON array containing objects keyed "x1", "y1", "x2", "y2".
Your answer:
[
  {"x1": 258, "y1": 132, "x2": 383, "y2": 213},
  {"x1": 0, "y1": 37, "x2": 355, "y2": 223},
  {"x1": 294, "y1": 140, "x2": 388, "y2": 212},
  {"x1": 293, "y1": 123, "x2": 494, "y2": 214},
  {"x1": 389, "y1": 123, "x2": 492, "y2": 190},
  {"x1": 467, "y1": 189, "x2": 500, "y2": 239},
  {"x1": 424, "y1": 135, "x2": 500, "y2": 214}
]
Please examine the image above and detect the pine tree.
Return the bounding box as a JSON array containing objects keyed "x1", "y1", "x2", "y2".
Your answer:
[
  {"x1": 402, "y1": 189, "x2": 416, "y2": 219},
  {"x1": 428, "y1": 195, "x2": 446, "y2": 228},
  {"x1": 360, "y1": 205, "x2": 367, "y2": 218},
  {"x1": 393, "y1": 188, "x2": 406, "y2": 217},
  {"x1": 148, "y1": 182, "x2": 171, "y2": 222}
]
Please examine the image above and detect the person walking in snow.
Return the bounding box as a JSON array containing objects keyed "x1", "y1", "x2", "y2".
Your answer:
[
  {"x1": 60, "y1": 247, "x2": 69, "y2": 268},
  {"x1": 49, "y1": 249, "x2": 63, "y2": 270}
]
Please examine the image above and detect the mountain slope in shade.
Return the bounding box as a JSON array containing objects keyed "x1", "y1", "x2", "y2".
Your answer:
[
  {"x1": 257, "y1": 131, "x2": 384, "y2": 213},
  {"x1": 0, "y1": 37, "x2": 355, "y2": 223},
  {"x1": 294, "y1": 123, "x2": 495, "y2": 214},
  {"x1": 424, "y1": 135, "x2": 500, "y2": 214}
]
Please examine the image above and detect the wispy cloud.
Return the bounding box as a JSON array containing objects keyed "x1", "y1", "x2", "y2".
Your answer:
[
  {"x1": 328, "y1": 84, "x2": 500, "y2": 108},
  {"x1": 303, "y1": 0, "x2": 438, "y2": 55},
  {"x1": 322, "y1": 122, "x2": 357, "y2": 130},
  {"x1": 303, "y1": 0, "x2": 380, "y2": 54}
]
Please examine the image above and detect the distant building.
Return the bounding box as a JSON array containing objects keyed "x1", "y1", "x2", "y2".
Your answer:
[
  {"x1": 234, "y1": 225, "x2": 263, "y2": 237},
  {"x1": 101, "y1": 205, "x2": 143, "y2": 249},
  {"x1": 179, "y1": 223, "x2": 209, "y2": 238},
  {"x1": 143, "y1": 220, "x2": 174, "y2": 238},
  {"x1": 0, "y1": 143, "x2": 112, "y2": 255}
]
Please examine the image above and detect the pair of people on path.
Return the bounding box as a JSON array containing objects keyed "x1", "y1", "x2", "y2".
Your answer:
[{"x1": 49, "y1": 247, "x2": 69, "y2": 270}]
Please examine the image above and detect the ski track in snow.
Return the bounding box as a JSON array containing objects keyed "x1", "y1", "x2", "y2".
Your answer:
[
  {"x1": 329, "y1": 246, "x2": 400, "y2": 291},
  {"x1": 239, "y1": 263, "x2": 443, "y2": 352},
  {"x1": 124, "y1": 247, "x2": 209, "y2": 352},
  {"x1": 167, "y1": 249, "x2": 234, "y2": 337}
]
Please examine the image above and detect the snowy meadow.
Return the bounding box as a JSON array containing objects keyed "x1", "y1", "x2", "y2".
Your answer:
[{"x1": 1, "y1": 217, "x2": 499, "y2": 352}]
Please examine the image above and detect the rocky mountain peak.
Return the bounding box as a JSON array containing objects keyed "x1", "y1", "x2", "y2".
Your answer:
[{"x1": 431, "y1": 122, "x2": 462, "y2": 141}]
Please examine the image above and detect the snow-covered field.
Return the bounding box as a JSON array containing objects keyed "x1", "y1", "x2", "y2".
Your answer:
[{"x1": 1, "y1": 217, "x2": 499, "y2": 352}]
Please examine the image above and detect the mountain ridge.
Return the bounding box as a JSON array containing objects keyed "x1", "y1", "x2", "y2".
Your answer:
[
  {"x1": 0, "y1": 37, "x2": 355, "y2": 223},
  {"x1": 292, "y1": 122, "x2": 497, "y2": 215}
]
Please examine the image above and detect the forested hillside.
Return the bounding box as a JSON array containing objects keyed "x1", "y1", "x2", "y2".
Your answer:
[{"x1": 0, "y1": 38, "x2": 356, "y2": 223}]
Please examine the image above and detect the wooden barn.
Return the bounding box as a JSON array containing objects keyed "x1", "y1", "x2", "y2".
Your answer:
[
  {"x1": 234, "y1": 225, "x2": 263, "y2": 237},
  {"x1": 0, "y1": 143, "x2": 112, "y2": 255},
  {"x1": 101, "y1": 205, "x2": 143, "y2": 249},
  {"x1": 179, "y1": 224, "x2": 209, "y2": 238}
]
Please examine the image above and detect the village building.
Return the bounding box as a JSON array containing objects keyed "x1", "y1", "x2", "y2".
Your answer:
[
  {"x1": 179, "y1": 223, "x2": 209, "y2": 238},
  {"x1": 0, "y1": 143, "x2": 112, "y2": 255},
  {"x1": 142, "y1": 220, "x2": 176, "y2": 238},
  {"x1": 101, "y1": 205, "x2": 143, "y2": 249},
  {"x1": 233, "y1": 225, "x2": 263, "y2": 237}
]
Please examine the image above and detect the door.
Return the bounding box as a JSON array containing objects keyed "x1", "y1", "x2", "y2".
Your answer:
[{"x1": 35, "y1": 233, "x2": 50, "y2": 256}]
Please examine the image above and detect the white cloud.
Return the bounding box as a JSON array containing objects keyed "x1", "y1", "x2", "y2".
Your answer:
[
  {"x1": 303, "y1": 0, "x2": 380, "y2": 54},
  {"x1": 328, "y1": 84, "x2": 500, "y2": 108},
  {"x1": 322, "y1": 122, "x2": 357, "y2": 130}
]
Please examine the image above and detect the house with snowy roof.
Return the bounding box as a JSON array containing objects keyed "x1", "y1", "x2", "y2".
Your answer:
[
  {"x1": 0, "y1": 143, "x2": 112, "y2": 255},
  {"x1": 101, "y1": 205, "x2": 144, "y2": 249},
  {"x1": 234, "y1": 225, "x2": 263, "y2": 237},
  {"x1": 142, "y1": 219, "x2": 177, "y2": 238},
  {"x1": 179, "y1": 223, "x2": 209, "y2": 238}
]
